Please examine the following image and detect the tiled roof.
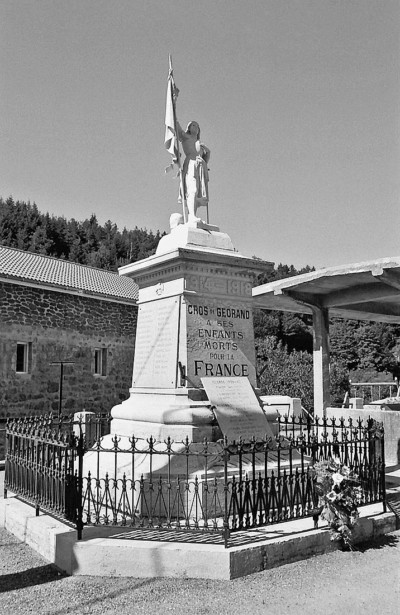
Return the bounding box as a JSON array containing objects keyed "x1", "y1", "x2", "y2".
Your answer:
[{"x1": 0, "y1": 245, "x2": 138, "y2": 302}]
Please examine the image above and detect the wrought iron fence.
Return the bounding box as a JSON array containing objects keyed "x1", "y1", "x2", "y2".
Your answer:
[
  {"x1": 0, "y1": 419, "x2": 6, "y2": 462},
  {"x1": 48, "y1": 412, "x2": 112, "y2": 448},
  {"x1": 4, "y1": 414, "x2": 386, "y2": 544},
  {"x1": 4, "y1": 417, "x2": 82, "y2": 529}
]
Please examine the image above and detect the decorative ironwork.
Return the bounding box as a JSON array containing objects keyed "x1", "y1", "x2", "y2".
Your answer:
[
  {"x1": 4, "y1": 414, "x2": 386, "y2": 545},
  {"x1": 4, "y1": 416, "x2": 80, "y2": 525}
]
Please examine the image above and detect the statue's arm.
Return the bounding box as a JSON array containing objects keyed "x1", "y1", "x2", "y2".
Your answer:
[
  {"x1": 176, "y1": 121, "x2": 187, "y2": 142},
  {"x1": 201, "y1": 144, "x2": 211, "y2": 163}
]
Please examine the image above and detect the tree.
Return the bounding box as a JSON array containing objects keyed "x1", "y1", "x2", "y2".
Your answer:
[
  {"x1": 256, "y1": 337, "x2": 314, "y2": 411},
  {"x1": 330, "y1": 319, "x2": 359, "y2": 370},
  {"x1": 28, "y1": 226, "x2": 54, "y2": 254},
  {"x1": 256, "y1": 337, "x2": 349, "y2": 413}
]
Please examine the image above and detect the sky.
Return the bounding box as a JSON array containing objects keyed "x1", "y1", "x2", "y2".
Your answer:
[{"x1": 1, "y1": 0, "x2": 399, "y2": 269}]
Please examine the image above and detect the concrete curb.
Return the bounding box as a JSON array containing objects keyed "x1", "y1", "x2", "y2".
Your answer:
[{"x1": 0, "y1": 495, "x2": 396, "y2": 580}]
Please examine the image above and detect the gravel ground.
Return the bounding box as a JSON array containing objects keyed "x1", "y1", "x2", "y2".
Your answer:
[{"x1": 0, "y1": 526, "x2": 399, "y2": 615}]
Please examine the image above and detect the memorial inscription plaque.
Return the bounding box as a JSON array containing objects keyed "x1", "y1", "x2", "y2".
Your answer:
[
  {"x1": 201, "y1": 377, "x2": 274, "y2": 441},
  {"x1": 186, "y1": 295, "x2": 256, "y2": 388},
  {"x1": 132, "y1": 297, "x2": 180, "y2": 388}
]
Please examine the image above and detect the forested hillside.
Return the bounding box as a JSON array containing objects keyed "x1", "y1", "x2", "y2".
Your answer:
[
  {"x1": 1, "y1": 196, "x2": 399, "y2": 410},
  {"x1": 0, "y1": 196, "x2": 162, "y2": 270}
]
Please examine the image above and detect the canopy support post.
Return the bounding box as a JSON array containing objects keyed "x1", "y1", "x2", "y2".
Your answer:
[{"x1": 311, "y1": 306, "x2": 330, "y2": 417}]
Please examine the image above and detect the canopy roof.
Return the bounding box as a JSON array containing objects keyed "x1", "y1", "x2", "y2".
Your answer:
[{"x1": 253, "y1": 256, "x2": 400, "y2": 323}]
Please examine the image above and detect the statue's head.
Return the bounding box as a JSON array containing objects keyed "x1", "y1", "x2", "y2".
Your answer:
[{"x1": 186, "y1": 121, "x2": 200, "y2": 139}]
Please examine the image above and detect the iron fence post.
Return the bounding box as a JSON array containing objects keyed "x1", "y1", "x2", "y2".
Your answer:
[
  {"x1": 381, "y1": 428, "x2": 386, "y2": 513},
  {"x1": 76, "y1": 425, "x2": 85, "y2": 540},
  {"x1": 4, "y1": 423, "x2": 8, "y2": 499},
  {"x1": 223, "y1": 437, "x2": 230, "y2": 548},
  {"x1": 35, "y1": 439, "x2": 40, "y2": 517}
]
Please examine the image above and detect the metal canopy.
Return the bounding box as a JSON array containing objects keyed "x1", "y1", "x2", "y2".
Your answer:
[{"x1": 252, "y1": 256, "x2": 400, "y2": 324}]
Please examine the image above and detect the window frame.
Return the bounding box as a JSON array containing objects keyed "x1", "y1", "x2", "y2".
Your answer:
[
  {"x1": 94, "y1": 348, "x2": 107, "y2": 377},
  {"x1": 16, "y1": 342, "x2": 31, "y2": 374}
]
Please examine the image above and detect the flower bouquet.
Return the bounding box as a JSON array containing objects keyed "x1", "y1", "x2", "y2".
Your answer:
[{"x1": 312, "y1": 460, "x2": 363, "y2": 548}]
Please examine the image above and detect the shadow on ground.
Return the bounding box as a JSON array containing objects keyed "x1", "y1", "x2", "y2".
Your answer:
[
  {"x1": 48, "y1": 578, "x2": 159, "y2": 615},
  {"x1": 0, "y1": 564, "x2": 66, "y2": 593},
  {"x1": 356, "y1": 533, "x2": 399, "y2": 553}
]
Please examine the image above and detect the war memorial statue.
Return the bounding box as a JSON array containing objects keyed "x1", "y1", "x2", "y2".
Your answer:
[
  {"x1": 164, "y1": 59, "x2": 213, "y2": 227},
  {"x1": 83, "y1": 60, "x2": 273, "y2": 484},
  {"x1": 176, "y1": 120, "x2": 211, "y2": 223}
]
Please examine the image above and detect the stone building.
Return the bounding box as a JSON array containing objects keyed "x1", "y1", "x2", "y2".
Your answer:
[{"x1": 0, "y1": 246, "x2": 138, "y2": 417}]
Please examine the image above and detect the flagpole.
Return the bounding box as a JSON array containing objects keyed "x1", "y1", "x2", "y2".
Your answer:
[{"x1": 169, "y1": 55, "x2": 187, "y2": 223}]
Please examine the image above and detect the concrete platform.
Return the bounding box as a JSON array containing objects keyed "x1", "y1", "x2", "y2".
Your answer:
[{"x1": 0, "y1": 490, "x2": 396, "y2": 580}]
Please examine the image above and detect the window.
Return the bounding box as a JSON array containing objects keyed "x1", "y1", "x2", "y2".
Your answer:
[
  {"x1": 94, "y1": 348, "x2": 107, "y2": 376},
  {"x1": 16, "y1": 342, "x2": 30, "y2": 373}
]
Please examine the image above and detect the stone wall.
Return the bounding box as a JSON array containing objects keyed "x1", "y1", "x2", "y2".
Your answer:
[{"x1": 0, "y1": 281, "x2": 137, "y2": 417}]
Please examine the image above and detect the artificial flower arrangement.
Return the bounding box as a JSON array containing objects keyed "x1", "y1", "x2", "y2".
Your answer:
[{"x1": 312, "y1": 460, "x2": 364, "y2": 548}]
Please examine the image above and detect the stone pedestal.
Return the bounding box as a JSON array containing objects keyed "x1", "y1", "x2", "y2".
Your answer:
[{"x1": 111, "y1": 221, "x2": 272, "y2": 442}]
